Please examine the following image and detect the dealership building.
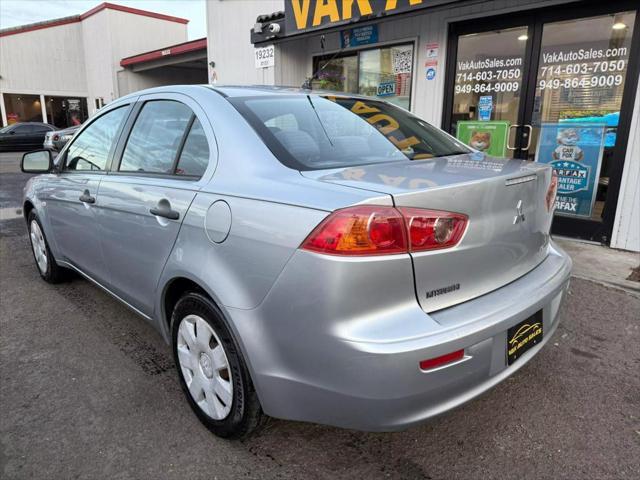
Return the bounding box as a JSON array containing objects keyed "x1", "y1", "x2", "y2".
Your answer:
[
  {"x1": 1, "y1": 0, "x2": 638, "y2": 252},
  {"x1": 205, "y1": 0, "x2": 639, "y2": 252},
  {"x1": 0, "y1": 2, "x2": 207, "y2": 129}
]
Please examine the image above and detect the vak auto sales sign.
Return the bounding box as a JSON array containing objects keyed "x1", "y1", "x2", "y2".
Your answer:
[
  {"x1": 285, "y1": 0, "x2": 460, "y2": 35},
  {"x1": 535, "y1": 123, "x2": 605, "y2": 218}
]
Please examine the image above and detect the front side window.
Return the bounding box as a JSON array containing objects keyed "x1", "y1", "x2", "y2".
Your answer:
[
  {"x1": 119, "y1": 100, "x2": 193, "y2": 174},
  {"x1": 13, "y1": 125, "x2": 33, "y2": 134},
  {"x1": 32, "y1": 125, "x2": 53, "y2": 133},
  {"x1": 65, "y1": 106, "x2": 128, "y2": 172},
  {"x1": 231, "y1": 95, "x2": 470, "y2": 170}
]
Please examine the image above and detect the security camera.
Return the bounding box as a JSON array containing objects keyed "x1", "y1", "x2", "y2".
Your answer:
[{"x1": 267, "y1": 23, "x2": 280, "y2": 34}]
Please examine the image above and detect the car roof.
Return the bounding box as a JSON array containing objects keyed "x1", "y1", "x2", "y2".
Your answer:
[
  {"x1": 209, "y1": 85, "x2": 372, "y2": 100},
  {"x1": 114, "y1": 84, "x2": 374, "y2": 102},
  {"x1": 10, "y1": 122, "x2": 56, "y2": 128}
]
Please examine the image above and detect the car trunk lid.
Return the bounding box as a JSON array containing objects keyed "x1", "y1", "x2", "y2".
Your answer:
[{"x1": 302, "y1": 154, "x2": 554, "y2": 312}]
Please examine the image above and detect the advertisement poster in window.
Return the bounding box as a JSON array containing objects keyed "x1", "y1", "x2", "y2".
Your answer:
[
  {"x1": 456, "y1": 120, "x2": 510, "y2": 157},
  {"x1": 535, "y1": 123, "x2": 605, "y2": 217}
]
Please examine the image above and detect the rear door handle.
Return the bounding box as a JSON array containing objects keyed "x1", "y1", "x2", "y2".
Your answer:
[
  {"x1": 79, "y1": 191, "x2": 95, "y2": 204},
  {"x1": 150, "y1": 199, "x2": 179, "y2": 220}
]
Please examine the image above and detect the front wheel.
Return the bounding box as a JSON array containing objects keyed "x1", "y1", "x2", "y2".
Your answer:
[
  {"x1": 28, "y1": 211, "x2": 68, "y2": 283},
  {"x1": 171, "y1": 292, "x2": 264, "y2": 439}
]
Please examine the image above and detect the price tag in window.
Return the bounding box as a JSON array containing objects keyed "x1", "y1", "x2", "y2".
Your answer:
[{"x1": 255, "y1": 45, "x2": 275, "y2": 69}]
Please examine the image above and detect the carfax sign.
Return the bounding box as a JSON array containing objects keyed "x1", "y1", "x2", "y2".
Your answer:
[
  {"x1": 535, "y1": 123, "x2": 605, "y2": 217},
  {"x1": 456, "y1": 120, "x2": 510, "y2": 158}
]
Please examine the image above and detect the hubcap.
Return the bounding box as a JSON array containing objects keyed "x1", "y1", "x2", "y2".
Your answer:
[
  {"x1": 176, "y1": 314, "x2": 233, "y2": 420},
  {"x1": 29, "y1": 220, "x2": 48, "y2": 274}
]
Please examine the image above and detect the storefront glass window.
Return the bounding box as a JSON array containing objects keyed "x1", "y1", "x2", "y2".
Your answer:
[
  {"x1": 530, "y1": 11, "x2": 636, "y2": 221},
  {"x1": 3, "y1": 93, "x2": 43, "y2": 124},
  {"x1": 313, "y1": 43, "x2": 414, "y2": 110},
  {"x1": 313, "y1": 55, "x2": 358, "y2": 93},
  {"x1": 359, "y1": 44, "x2": 413, "y2": 110},
  {"x1": 45, "y1": 96, "x2": 89, "y2": 128}
]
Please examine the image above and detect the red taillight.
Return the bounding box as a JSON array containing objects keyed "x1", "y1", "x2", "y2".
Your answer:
[
  {"x1": 301, "y1": 206, "x2": 467, "y2": 256},
  {"x1": 399, "y1": 208, "x2": 468, "y2": 252},
  {"x1": 546, "y1": 170, "x2": 558, "y2": 212},
  {"x1": 301, "y1": 205, "x2": 407, "y2": 256},
  {"x1": 419, "y1": 349, "x2": 465, "y2": 371}
]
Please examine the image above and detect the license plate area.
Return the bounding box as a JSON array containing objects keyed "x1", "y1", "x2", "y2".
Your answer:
[{"x1": 507, "y1": 311, "x2": 543, "y2": 366}]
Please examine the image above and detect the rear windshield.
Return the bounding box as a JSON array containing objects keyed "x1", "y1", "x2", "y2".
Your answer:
[{"x1": 229, "y1": 95, "x2": 470, "y2": 170}]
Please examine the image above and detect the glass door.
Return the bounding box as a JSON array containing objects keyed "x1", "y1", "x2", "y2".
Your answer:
[
  {"x1": 445, "y1": 2, "x2": 640, "y2": 243},
  {"x1": 527, "y1": 11, "x2": 636, "y2": 222},
  {"x1": 449, "y1": 26, "x2": 531, "y2": 158}
]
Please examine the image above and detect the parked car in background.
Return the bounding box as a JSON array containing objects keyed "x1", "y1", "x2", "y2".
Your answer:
[
  {"x1": 1, "y1": 122, "x2": 57, "y2": 152},
  {"x1": 43, "y1": 125, "x2": 81, "y2": 151},
  {"x1": 21, "y1": 85, "x2": 571, "y2": 439}
]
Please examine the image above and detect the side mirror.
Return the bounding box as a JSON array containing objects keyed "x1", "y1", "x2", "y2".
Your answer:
[{"x1": 21, "y1": 149, "x2": 53, "y2": 173}]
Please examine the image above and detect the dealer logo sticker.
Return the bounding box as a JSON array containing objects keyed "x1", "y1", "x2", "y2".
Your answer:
[{"x1": 507, "y1": 313, "x2": 543, "y2": 365}]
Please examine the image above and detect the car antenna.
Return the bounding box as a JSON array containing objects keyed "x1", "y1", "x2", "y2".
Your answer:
[{"x1": 301, "y1": 34, "x2": 346, "y2": 90}]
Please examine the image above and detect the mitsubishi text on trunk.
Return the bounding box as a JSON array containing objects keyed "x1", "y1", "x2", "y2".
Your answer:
[{"x1": 21, "y1": 85, "x2": 571, "y2": 438}]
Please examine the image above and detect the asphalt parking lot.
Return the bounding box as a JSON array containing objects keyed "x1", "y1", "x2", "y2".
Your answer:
[{"x1": 1, "y1": 151, "x2": 639, "y2": 479}]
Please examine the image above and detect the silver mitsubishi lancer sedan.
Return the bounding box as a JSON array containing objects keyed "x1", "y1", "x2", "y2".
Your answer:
[{"x1": 21, "y1": 85, "x2": 571, "y2": 439}]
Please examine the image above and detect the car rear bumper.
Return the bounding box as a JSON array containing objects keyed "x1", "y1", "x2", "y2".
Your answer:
[{"x1": 227, "y1": 240, "x2": 572, "y2": 431}]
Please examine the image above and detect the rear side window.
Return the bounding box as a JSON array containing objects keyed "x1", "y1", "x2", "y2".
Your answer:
[
  {"x1": 175, "y1": 118, "x2": 209, "y2": 177},
  {"x1": 120, "y1": 100, "x2": 192, "y2": 174},
  {"x1": 65, "y1": 106, "x2": 128, "y2": 171}
]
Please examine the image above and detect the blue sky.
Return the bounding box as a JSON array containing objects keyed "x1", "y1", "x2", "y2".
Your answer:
[{"x1": 0, "y1": 0, "x2": 207, "y2": 39}]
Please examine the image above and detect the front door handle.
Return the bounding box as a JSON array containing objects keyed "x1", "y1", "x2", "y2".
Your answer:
[
  {"x1": 150, "y1": 199, "x2": 179, "y2": 220},
  {"x1": 79, "y1": 190, "x2": 95, "y2": 204}
]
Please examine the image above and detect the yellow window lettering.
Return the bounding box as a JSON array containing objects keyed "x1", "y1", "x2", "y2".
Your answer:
[
  {"x1": 291, "y1": 0, "x2": 311, "y2": 30},
  {"x1": 366, "y1": 114, "x2": 399, "y2": 135},
  {"x1": 389, "y1": 135, "x2": 420, "y2": 150},
  {"x1": 342, "y1": 0, "x2": 373, "y2": 20},
  {"x1": 313, "y1": 0, "x2": 340, "y2": 27},
  {"x1": 341, "y1": 168, "x2": 367, "y2": 180},
  {"x1": 378, "y1": 175, "x2": 406, "y2": 188},
  {"x1": 350, "y1": 101, "x2": 380, "y2": 115}
]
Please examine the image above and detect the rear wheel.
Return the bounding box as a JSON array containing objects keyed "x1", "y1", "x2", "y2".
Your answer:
[
  {"x1": 171, "y1": 292, "x2": 264, "y2": 439},
  {"x1": 28, "y1": 211, "x2": 67, "y2": 283}
]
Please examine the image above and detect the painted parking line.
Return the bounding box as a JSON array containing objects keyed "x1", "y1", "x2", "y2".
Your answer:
[{"x1": 0, "y1": 207, "x2": 23, "y2": 221}]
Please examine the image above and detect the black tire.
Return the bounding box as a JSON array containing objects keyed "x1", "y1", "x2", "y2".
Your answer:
[
  {"x1": 27, "y1": 210, "x2": 68, "y2": 283},
  {"x1": 171, "y1": 292, "x2": 264, "y2": 439}
]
